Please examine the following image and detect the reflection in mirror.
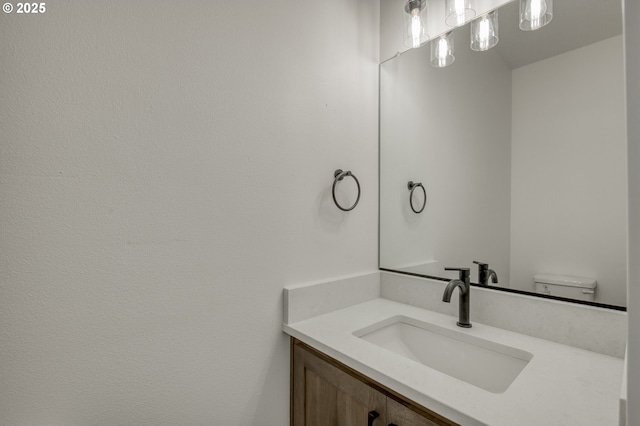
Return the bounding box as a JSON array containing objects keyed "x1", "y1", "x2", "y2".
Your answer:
[{"x1": 379, "y1": 0, "x2": 626, "y2": 307}]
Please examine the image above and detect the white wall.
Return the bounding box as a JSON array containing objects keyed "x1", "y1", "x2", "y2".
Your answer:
[
  {"x1": 380, "y1": 25, "x2": 512, "y2": 283},
  {"x1": 625, "y1": 0, "x2": 640, "y2": 423},
  {"x1": 0, "y1": 1, "x2": 380, "y2": 424},
  {"x1": 510, "y1": 36, "x2": 627, "y2": 306}
]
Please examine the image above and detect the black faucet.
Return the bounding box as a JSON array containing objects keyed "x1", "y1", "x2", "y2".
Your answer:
[
  {"x1": 473, "y1": 261, "x2": 498, "y2": 286},
  {"x1": 442, "y1": 267, "x2": 471, "y2": 328}
]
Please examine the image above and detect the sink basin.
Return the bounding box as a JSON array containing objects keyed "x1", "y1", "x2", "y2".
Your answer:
[{"x1": 353, "y1": 315, "x2": 533, "y2": 393}]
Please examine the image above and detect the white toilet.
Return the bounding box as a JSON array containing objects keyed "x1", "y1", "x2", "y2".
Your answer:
[{"x1": 534, "y1": 274, "x2": 597, "y2": 301}]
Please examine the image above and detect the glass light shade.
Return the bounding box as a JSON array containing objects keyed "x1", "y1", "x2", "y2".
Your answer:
[
  {"x1": 471, "y1": 11, "x2": 499, "y2": 51},
  {"x1": 445, "y1": 0, "x2": 476, "y2": 27},
  {"x1": 519, "y1": 0, "x2": 552, "y2": 31},
  {"x1": 431, "y1": 31, "x2": 455, "y2": 68},
  {"x1": 403, "y1": 0, "x2": 429, "y2": 48}
]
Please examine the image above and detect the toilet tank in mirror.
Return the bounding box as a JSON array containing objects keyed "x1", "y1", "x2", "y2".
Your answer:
[{"x1": 379, "y1": 0, "x2": 627, "y2": 307}]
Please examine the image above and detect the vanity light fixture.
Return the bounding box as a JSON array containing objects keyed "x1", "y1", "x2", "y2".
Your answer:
[
  {"x1": 403, "y1": 0, "x2": 429, "y2": 48},
  {"x1": 431, "y1": 31, "x2": 455, "y2": 67},
  {"x1": 470, "y1": 10, "x2": 499, "y2": 51},
  {"x1": 445, "y1": 0, "x2": 475, "y2": 27},
  {"x1": 519, "y1": 0, "x2": 552, "y2": 31}
]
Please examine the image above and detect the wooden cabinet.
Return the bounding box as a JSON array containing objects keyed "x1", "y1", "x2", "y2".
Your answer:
[
  {"x1": 386, "y1": 398, "x2": 443, "y2": 426},
  {"x1": 291, "y1": 338, "x2": 458, "y2": 426},
  {"x1": 292, "y1": 338, "x2": 387, "y2": 426}
]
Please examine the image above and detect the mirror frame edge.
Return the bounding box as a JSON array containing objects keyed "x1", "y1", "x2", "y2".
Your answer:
[{"x1": 376, "y1": 39, "x2": 628, "y2": 312}]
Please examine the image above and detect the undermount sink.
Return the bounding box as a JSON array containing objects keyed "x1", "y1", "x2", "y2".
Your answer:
[{"x1": 353, "y1": 316, "x2": 533, "y2": 393}]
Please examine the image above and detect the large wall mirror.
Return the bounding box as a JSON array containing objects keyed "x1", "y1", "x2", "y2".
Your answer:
[{"x1": 379, "y1": 0, "x2": 627, "y2": 308}]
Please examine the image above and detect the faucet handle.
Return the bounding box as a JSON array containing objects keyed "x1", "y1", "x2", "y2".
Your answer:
[
  {"x1": 444, "y1": 267, "x2": 470, "y2": 281},
  {"x1": 473, "y1": 260, "x2": 488, "y2": 268}
]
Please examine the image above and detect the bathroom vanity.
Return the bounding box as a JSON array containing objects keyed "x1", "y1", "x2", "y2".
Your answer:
[
  {"x1": 283, "y1": 272, "x2": 626, "y2": 426},
  {"x1": 292, "y1": 338, "x2": 455, "y2": 426}
]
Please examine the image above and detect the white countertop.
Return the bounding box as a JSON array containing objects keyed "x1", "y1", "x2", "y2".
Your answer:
[{"x1": 283, "y1": 298, "x2": 623, "y2": 426}]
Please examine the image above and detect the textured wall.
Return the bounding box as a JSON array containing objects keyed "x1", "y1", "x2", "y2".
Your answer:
[{"x1": 0, "y1": 1, "x2": 379, "y2": 424}]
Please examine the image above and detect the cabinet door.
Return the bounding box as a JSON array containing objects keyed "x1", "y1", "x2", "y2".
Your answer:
[
  {"x1": 292, "y1": 341, "x2": 387, "y2": 426},
  {"x1": 387, "y1": 398, "x2": 446, "y2": 426}
]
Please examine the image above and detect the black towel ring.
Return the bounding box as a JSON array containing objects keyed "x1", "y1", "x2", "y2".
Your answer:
[
  {"x1": 408, "y1": 181, "x2": 426, "y2": 214},
  {"x1": 332, "y1": 169, "x2": 361, "y2": 212}
]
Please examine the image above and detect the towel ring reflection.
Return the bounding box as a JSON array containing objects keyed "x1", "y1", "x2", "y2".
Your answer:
[
  {"x1": 408, "y1": 181, "x2": 426, "y2": 214},
  {"x1": 332, "y1": 169, "x2": 361, "y2": 212}
]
